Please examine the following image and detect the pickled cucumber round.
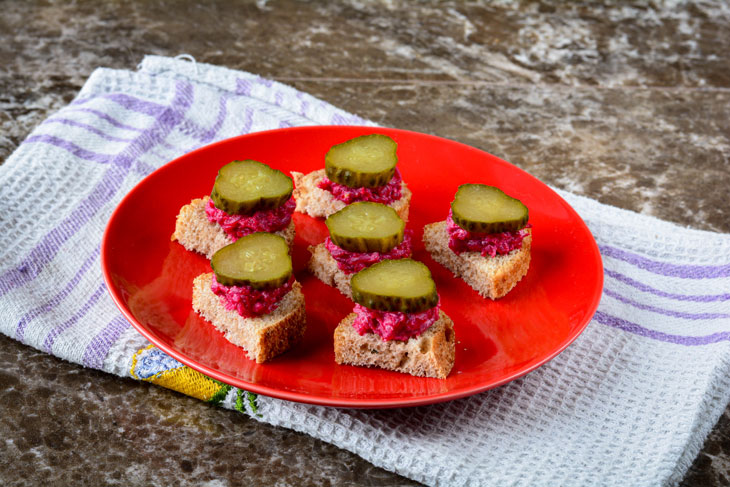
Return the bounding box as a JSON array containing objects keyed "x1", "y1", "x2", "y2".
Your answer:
[
  {"x1": 326, "y1": 202, "x2": 405, "y2": 253},
  {"x1": 325, "y1": 134, "x2": 398, "y2": 188},
  {"x1": 351, "y1": 259, "x2": 439, "y2": 313},
  {"x1": 211, "y1": 233, "x2": 292, "y2": 289},
  {"x1": 210, "y1": 160, "x2": 293, "y2": 215},
  {"x1": 451, "y1": 184, "x2": 528, "y2": 234}
]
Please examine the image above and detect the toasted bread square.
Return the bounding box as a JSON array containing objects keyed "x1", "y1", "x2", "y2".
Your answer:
[
  {"x1": 334, "y1": 310, "x2": 455, "y2": 379},
  {"x1": 307, "y1": 242, "x2": 354, "y2": 298},
  {"x1": 192, "y1": 273, "x2": 306, "y2": 363},
  {"x1": 422, "y1": 221, "x2": 531, "y2": 299}
]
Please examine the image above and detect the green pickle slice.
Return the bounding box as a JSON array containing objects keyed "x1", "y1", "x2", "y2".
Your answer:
[
  {"x1": 326, "y1": 202, "x2": 405, "y2": 253},
  {"x1": 211, "y1": 233, "x2": 292, "y2": 289},
  {"x1": 211, "y1": 160, "x2": 293, "y2": 215},
  {"x1": 325, "y1": 134, "x2": 398, "y2": 188},
  {"x1": 351, "y1": 259, "x2": 439, "y2": 313},
  {"x1": 451, "y1": 184, "x2": 528, "y2": 234}
]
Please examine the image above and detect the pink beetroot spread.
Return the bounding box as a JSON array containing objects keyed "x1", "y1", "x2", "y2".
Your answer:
[
  {"x1": 325, "y1": 230, "x2": 413, "y2": 274},
  {"x1": 352, "y1": 303, "x2": 440, "y2": 342},
  {"x1": 205, "y1": 197, "x2": 295, "y2": 240},
  {"x1": 446, "y1": 210, "x2": 530, "y2": 258},
  {"x1": 211, "y1": 274, "x2": 293, "y2": 318},
  {"x1": 318, "y1": 169, "x2": 403, "y2": 204}
]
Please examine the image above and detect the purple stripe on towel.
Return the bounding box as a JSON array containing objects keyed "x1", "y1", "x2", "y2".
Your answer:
[
  {"x1": 295, "y1": 91, "x2": 313, "y2": 120},
  {"x1": 0, "y1": 81, "x2": 194, "y2": 299},
  {"x1": 42, "y1": 119, "x2": 135, "y2": 143},
  {"x1": 603, "y1": 288, "x2": 730, "y2": 320},
  {"x1": 595, "y1": 311, "x2": 730, "y2": 346},
  {"x1": 72, "y1": 93, "x2": 166, "y2": 117},
  {"x1": 605, "y1": 269, "x2": 730, "y2": 302},
  {"x1": 202, "y1": 93, "x2": 229, "y2": 142},
  {"x1": 600, "y1": 245, "x2": 730, "y2": 279},
  {"x1": 0, "y1": 166, "x2": 124, "y2": 299},
  {"x1": 236, "y1": 79, "x2": 253, "y2": 96},
  {"x1": 15, "y1": 247, "x2": 100, "y2": 342},
  {"x1": 178, "y1": 93, "x2": 230, "y2": 144},
  {"x1": 42, "y1": 283, "x2": 107, "y2": 353},
  {"x1": 24, "y1": 135, "x2": 152, "y2": 174},
  {"x1": 82, "y1": 315, "x2": 130, "y2": 369},
  {"x1": 64, "y1": 107, "x2": 145, "y2": 132},
  {"x1": 24, "y1": 135, "x2": 117, "y2": 165},
  {"x1": 26, "y1": 135, "x2": 159, "y2": 176},
  {"x1": 241, "y1": 106, "x2": 254, "y2": 134}
]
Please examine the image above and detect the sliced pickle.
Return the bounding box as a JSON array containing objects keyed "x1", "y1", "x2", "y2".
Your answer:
[
  {"x1": 210, "y1": 160, "x2": 293, "y2": 215},
  {"x1": 211, "y1": 233, "x2": 292, "y2": 289},
  {"x1": 351, "y1": 259, "x2": 438, "y2": 313},
  {"x1": 326, "y1": 202, "x2": 405, "y2": 253},
  {"x1": 451, "y1": 184, "x2": 528, "y2": 234},
  {"x1": 324, "y1": 134, "x2": 398, "y2": 188}
]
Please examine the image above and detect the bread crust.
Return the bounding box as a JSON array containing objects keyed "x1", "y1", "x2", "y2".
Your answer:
[
  {"x1": 333, "y1": 310, "x2": 455, "y2": 379},
  {"x1": 191, "y1": 273, "x2": 306, "y2": 363},
  {"x1": 307, "y1": 242, "x2": 353, "y2": 298},
  {"x1": 423, "y1": 220, "x2": 531, "y2": 299},
  {"x1": 291, "y1": 169, "x2": 411, "y2": 221},
  {"x1": 171, "y1": 196, "x2": 295, "y2": 259}
]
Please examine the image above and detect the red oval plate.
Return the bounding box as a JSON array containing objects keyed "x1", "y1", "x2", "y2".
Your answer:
[{"x1": 102, "y1": 125, "x2": 603, "y2": 408}]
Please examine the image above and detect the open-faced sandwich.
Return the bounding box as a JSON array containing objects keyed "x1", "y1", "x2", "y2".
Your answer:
[
  {"x1": 192, "y1": 232, "x2": 306, "y2": 363},
  {"x1": 292, "y1": 134, "x2": 411, "y2": 221},
  {"x1": 173, "y1": 159, "x2": 296, "y2": 259},
  {"x1": 309, "y1": 201, "x2": 412, "y2": 297},
  {"x1": 334, "y1": 259, "x2": 455, "y2": 379},
  {"x1": 423, "y1": 184, "x2": 531, "y2": 299}
]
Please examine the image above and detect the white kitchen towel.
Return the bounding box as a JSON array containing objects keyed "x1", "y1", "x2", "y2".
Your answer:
[{"x1": 1, "y1": 55, "x2": 729, "y2": 487}]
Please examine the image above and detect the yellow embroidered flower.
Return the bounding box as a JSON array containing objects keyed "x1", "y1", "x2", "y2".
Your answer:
[{"x1": 130, "y1": 345, "x2": 230, "y2": 404}]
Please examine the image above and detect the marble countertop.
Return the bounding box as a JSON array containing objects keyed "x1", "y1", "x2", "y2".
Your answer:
[{"x1": 1, "y1": 1, "x2": 728, "y2": 485}]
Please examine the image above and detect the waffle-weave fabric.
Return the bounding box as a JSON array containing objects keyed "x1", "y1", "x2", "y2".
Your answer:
[{"x1": 1, "y1": 56, "x2": 729, "y2": 487}]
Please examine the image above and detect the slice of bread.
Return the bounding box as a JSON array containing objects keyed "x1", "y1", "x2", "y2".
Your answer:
[
  {"x1": 192, "y1": 273, "x2": 306, "y2": 363},
  {"x1": 334, "y1": 310, "x2": 455, "y2": 379},
  {"x1": 291, "y1": 169, "x2": 411, "y2": 221},
  {"x1": 172, "y1": 196, "x2": 295, "y2": 259},
  {"x1": 307, "y1": 242, "x2": 353, "y2": 298},
  {"x1": 423, "y1": 221, "x2": 531, "y2": 299}
]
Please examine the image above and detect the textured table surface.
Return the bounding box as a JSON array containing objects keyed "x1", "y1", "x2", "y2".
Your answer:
[{"x1": 1, "y1": 1, "x2": 729, "y2": 485}]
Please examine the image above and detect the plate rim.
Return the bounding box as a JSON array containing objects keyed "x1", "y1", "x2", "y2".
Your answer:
[{"x1": 101, "y1": 125, "x2": 604, "y2": 409}]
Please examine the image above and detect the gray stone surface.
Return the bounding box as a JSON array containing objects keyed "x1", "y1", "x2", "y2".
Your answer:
[{"x1": 1, "y1": 1, "x2": 728, "y2": 485}]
